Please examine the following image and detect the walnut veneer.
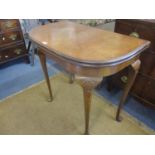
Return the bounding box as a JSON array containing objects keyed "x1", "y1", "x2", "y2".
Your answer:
[{"x1": 29, "y1": 21, "x2": 150, "y2": 134}]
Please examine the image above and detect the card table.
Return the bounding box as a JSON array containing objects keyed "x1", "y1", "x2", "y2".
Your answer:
[{"x1": 29, "y1": 21, "x2": 150, "y2": 134}]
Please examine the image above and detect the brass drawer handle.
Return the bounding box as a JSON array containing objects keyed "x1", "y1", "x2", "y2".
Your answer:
[
  {"x1": 14, "y1": 49, "x2": 22, "y2": 55},
  {"x1": 121, "y1": 75, "x2": 128, "y2": 83},
  {"x1": 9, "y1": 34, "x2": 17, "y2": 41},
  {"x1": 129, "y1": 32, "x2": 140, "y2": 38},
  {"x1": 5, "y1": 55, "x2": 9, "y2": 58},
  {"x1": 2, "y1": 21, "x2": 14, "y2": 28},
  {"x1": 2, "y1": 37, "x2": 6, "y2": 41}
]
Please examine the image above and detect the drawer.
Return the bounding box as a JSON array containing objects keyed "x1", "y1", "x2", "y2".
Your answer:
[
  {"x1": 0, "y1": 30, "x2": 23, "y2": 47},
  {"x1": 115, "y1": 20, "x2": 137, "y2": 35},
  {"x1": 131, "y1": 74, "x2": 147, "y2": 97},
  {"x1": 0, "y1": 44, "x2": 27, "y2": 62},
  {"x1": 143, "y1": 78, "x2": 155, "y2": 104},
  {"x1": 0, "y1": 20, "x2": 19, "y2": 31},
  {"x1": 139, "y1": 50, "x2": 155, "y2": 77},
  {"x1": 111, "y1": 69, "x2": 155, "y2": 104},
  {"x1": 0, "y1": 53, "x2": 2, "y2": 62},
  {"x1": 115, "y1": 20, "x2": 155, "y2": 51},
  {"x1": 132, "y1": 75, "x2": 155, "y2": 104}
]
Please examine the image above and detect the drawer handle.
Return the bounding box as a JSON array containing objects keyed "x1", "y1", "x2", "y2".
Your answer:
[
  {"x1": 2, "y1": 37, "x2": 6, "y2": 41},
  {"x1": 14, "y1": 49, "x2": 22, "y2": 55},
  {"x1": 5, "y1": 55, "x2": 9, "y2": 58},
  {"x1": 9, "y1": 34, "x2": 17, "y2": 41},
  {"x1": 121, "y1": 76, "x2": 128, "y2": 83},
  {"x1": 129, "y1": 32, "x2": 140, "y2": 38},
  {"x1": 3, "y1": 21, "x2": 14, "y2": 28}
]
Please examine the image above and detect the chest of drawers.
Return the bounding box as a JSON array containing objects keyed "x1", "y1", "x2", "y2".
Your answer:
[
  {"x1": 0, "y1": 19, "x2": 29, "y2": 64},
  {"x1": 108, "y1": 19, "x2": 155, "y2": 108}
]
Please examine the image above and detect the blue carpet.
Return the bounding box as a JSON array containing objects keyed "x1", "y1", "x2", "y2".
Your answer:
[
  {"x1": 96, "y1": 84, "x2": 155, "y2": 130},
  {"x1": 0, "y1": 57, "x2": 155, "y2": 131},
  {"x1": 0, "y1": 57, "x2": 59, "y2": 100}
]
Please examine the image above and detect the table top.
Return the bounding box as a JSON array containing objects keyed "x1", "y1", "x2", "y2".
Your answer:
[{"x1": 29, "y1": 21, "x2": 150, "y2": 65}]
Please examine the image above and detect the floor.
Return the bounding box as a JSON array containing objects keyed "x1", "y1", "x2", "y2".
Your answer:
[
  {"x1": 0, "y1": 21, "x2": 155, "y2": 132},
  {"x1": 0, "y1": 57, "x2": 58, "y2": 100},
  {"x1": 0, "y1": 73, "x2": 153, "y2": 135},
  {"x1": 0, "y1": 56, "x2": 155, "y2": 131}
]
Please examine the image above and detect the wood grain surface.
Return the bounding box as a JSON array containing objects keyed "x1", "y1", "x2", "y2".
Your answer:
[{"x1": 29, "y1": 21, "x2": 150, "y2": 64}]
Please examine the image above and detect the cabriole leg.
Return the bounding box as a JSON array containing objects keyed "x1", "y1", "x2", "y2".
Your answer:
[
  {"x1": 76, "y1": 76, "x2": 103, "y2": 134},
  {"x1": 38, "y1": 50, "x2": 53, "y2": 102},
  {"x1": 69, "y1": 73, "x2": 74, "y2": 84},
  {"x1": 116, "y1": 59, "x2": 141, "y2": 121}
]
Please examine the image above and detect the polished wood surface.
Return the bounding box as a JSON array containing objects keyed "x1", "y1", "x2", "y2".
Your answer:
[
  {"x1": 38, "y1": 50, "x2": 53, "y2": 102},
  {"x1": 109, "y1": 19, "x2": 155, "y2": 108},
  {"x1": 76, "y1": 76, "x2": 103, "y2": 134},
  {"x1": 29, "y1": 21, "x2": 149, "y2": 64},
  {"x1": 29, "y1": 21, "x2": 150, "y2": 134}
]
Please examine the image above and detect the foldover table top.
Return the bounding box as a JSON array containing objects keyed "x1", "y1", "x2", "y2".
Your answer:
[
  {"x1": 29, "y1": 21, "x2": 150, "y2": 65},
  {"x1": 29, "y1": 21, "x2": 151, "y2": 134}
]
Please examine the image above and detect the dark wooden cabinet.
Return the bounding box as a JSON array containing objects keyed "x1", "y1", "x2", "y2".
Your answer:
[
  {"x1": 0, "y1": 19, "x2": 29, "y2": 64},
  {"x1": 109, "y1": 19, "x2": 155, "y2": 108}
]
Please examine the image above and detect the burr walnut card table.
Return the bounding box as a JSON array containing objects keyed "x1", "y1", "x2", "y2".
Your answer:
[{"x1": 29, "y1": 21, "x2": 150, "y2": 134}]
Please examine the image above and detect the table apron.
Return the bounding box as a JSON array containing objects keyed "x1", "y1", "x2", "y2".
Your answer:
[{"x1": 38, "y1": 47, "x2": 140, "y2": 77}]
